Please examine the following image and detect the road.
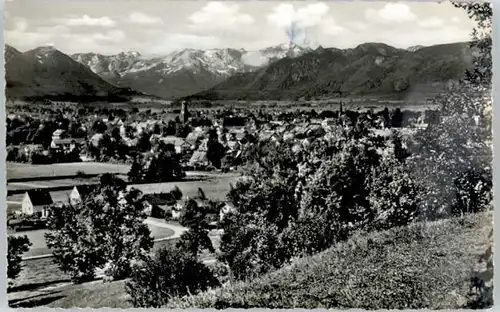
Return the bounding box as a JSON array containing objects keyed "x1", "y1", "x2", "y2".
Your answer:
[{"x1": 14, "y1": 217, "x2": 188, "y2": 259}]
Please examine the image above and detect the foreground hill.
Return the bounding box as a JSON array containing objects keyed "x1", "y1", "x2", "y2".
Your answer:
[
  {"x1": 71, "y1": 43, "x2": 311, "y2": 99},
  {"x1": 188, "y1": 42, "x2": 472, "y2": 101},
  {"x1": 167, "y1": 211, "x2": 492, "y2": 309},
  {"x1": 5, "y1": 45, "x2": 139, "y2": 102}
]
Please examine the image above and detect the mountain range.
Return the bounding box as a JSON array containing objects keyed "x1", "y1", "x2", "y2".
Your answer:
[
  {"x1": 5, "y1": 41, "x2": 473, "y2": 102},
  {"x1": 5, "y1": 45, "x2": 139, "y2": 102},
  {"x1": 188, "y1": 42, "x2": 473, "y2": 101},
  {"x1": 70, "y1": 42, "x2": 312, "y2": 99}
]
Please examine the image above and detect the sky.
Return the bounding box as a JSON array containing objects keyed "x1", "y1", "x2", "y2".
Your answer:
[{"x1": 4, "y1": 0, "x2": 475, "y2": 56}]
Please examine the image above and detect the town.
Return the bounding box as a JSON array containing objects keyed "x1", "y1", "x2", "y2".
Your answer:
[
  {"x1": 4, "y1": 0, "x2": 493, "y2": 310},
  {"x1": 6, "y1": 99, "x2": 441, "y2": 224}
]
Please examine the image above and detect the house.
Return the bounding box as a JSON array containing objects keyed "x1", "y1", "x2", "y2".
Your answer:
[
  {"x1": 143, "y1": 193, "x2": 178, "y2": 218},
  {"x1": 226, "y1": 140, "x2": 240, "y2": 152},
  {"x1": 321, "y1": 118, "x2": 336, "y2": 130},
  {"x1": 80, "y1": 154, "x2": 95, "y2": 162},
  {"x1": 259, "y1": 130, "x2": 277, "y2": 142},
  {"x1": 170, "y1": 203, "x2": 184, "y2": 220},
  {"x1": 90, "y1": 133, "x2": 104, "y2": 148},
  {"x1": 162, "y1": 136, "x2": 192, "y2": 154},
  {"x1": 70, "y1": 185, "x2": 99, "y2": 205},
  {"x1": 189, "y1": 151, "x2": 209, "y2": 167},
  {"x1": 22, "y1": 189, "x2": 53, "y2": 218},
  {"x1": 50, "y1": 137, "x2": 86, "y2": 152},
  {"x1": 197, "y1": 138, "x2": 209, "y2": 152},
  {"x1": 52, "y1": 129, "x2": 67, "y2": 141},
  {"x1": 230, "y1": 129, "x2": 246, "y2": 142},
  {"x1": 219, "y1": 201, "x2": 236, "y2": 221},
  {"x1": 21, "y1": 144, "x2": 44, "y2": 158},
  {"x1": 283, "y1": 132, "x2": 295, "y2": 142}
]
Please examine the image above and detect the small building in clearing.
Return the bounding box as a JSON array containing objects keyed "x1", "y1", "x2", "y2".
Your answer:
[{"x1": 22, "y1": 189, "x2": 53, "y2": 218}]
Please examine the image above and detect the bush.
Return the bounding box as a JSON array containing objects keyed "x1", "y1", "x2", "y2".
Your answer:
[
  {"x1": 125, "y1": 247, "x2": 220, "y2": 308},
  {"x1": 452, "y1": 168, "x2": 492, "y2": 215},
  {"x1": 45, "y1": 174, "x2": 154, "y2": 283},
  {"x1": 7, "y1": 235, "x2": 32, "y2": 280}
]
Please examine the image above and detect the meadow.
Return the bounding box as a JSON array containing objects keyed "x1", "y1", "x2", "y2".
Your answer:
[
  {"x1": 6, "y1": 171, "x2": 240, "y2": 203},
  {"x1": 166, "y1": 212, "x2": 493, "y2": 309},
  {"x1": 6, "y1": 162, "x2": 130, "y2": 180}
]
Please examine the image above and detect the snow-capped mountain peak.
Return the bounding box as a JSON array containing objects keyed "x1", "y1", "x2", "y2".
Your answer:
[
  {"x1": 69, "y1": 42, "x2": 314, "y2": 98},
  {"x1": 407, "y1": 45, "x2": 425, "y2": 52}
]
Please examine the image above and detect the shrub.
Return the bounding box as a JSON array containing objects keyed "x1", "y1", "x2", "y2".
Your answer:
[
  {"x1": 7, "y1": 235, "x2": 32, "y2": 281},
  {"x1": 452, "y1": 168, "x2": 492, "y2": 215},
  {"x1": 125, "y1": 247, "x2": 220, "y2": 308}
]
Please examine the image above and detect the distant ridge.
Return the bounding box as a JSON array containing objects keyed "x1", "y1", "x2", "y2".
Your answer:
[
  {"x1": 185, "y1": 41, "x2": 472, "y2": 101},
  {"x1": 5, "y1": 44, "x2": 141, "y2": 102}
]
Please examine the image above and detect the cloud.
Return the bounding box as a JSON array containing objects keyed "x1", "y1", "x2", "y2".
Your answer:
[
  {"x1": 267, "y1": 2, "x2": 330, "y2": 29},
  {"x1": 91, "y1": 30, "x2": 126, "y2": 43},
  {"x1": 418, "y1": 17, "x2": 445, "y2": 29},
  {"x1": 365, "y1": 24, "x2": 470, "y2": 49},
  {"x1": 188, "y1": 2, "x2": 254, "y2": 31},
  {"x1": 320, "y1": 17, "x2": 348, "y2": 36},
  {"x1": 129, "y1": 12, "x2": 164, "y2": 25},
  {"x1": 11, "y1": 17, "x2": 28, "y2": 32},
  {"x1": 5, "y1": 18, "x2": 54, "y2": 50},
  {"x1": 56, "y1": 15, "x2": 116, "y2": 27},
  {"x1": 145, "y1": 32, "x2": 222, "y2": 54},
  {"x1": 346, "y1": 21, "x2": 368, "y2": 31},
  {"x1": 365, "y1": 3, "x2": 417, "y2": 24}
]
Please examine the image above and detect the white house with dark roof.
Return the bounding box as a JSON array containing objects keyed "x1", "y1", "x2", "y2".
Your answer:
[{"x1": 22, "y1": 189, "x2": 53, "y2": 218}]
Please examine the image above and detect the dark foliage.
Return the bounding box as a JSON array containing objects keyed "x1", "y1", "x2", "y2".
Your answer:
[
  {"x1": 7, "y1": 235, "x2": 32, "y2": 280},
  {"x1": 125, "y1": 247, "x2": 219, "y2": 308}
]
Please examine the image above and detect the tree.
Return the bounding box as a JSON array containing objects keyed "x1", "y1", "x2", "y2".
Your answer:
[
  {"x1": 128, "y1": 159, "x2": 143, "y2": 183},
  {"x1": 452, "y1": 2, "x2": 492, "y2": 86},
  {"x1": 177, "y1": 199, "x2": 215, "y2": 257},
  {"x1": 170, "y1": 186, "x2": 183, "y2": 200},
  {"x1": 92, "y1": 120, "x2": 107, "y2": 134},
  {"x1": 219, "y1": 124, "x2": 420, "y2": 280},
  {"x1": 197, "y1": 187, "x2": 206, "y2": 200},
  {"x1": 391, "y1": 108, "x2": 403, "y2": 128},
  {"x1": 7, "y1": 235, "x2": 32, "y2": 280},
  {"x1": 206, "y1": 128, "x2": 225, "y2": 169},
  {"x1": 125, "y1": 247, "x2": 219, "y2": 308},
  {"x1": 45, "y1": 174, "x2": 154, "y2": 283},
  {"x1": 128, "y1": 146, "x2": 185, "y2": 184},
  {"x1": 409, "y1": 2, "x2": 492, "y2": 218}
]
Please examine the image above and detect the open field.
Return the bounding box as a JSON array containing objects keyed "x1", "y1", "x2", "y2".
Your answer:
[
  {"x1": 7, "y1": 178, "x2": 98, "y2": 191},
  {"x1": 166, "y1": 212, "x2": 493, "y2": 309},
  {"x1": 6, "y1": 162, "x2": 131, "y2": 180},
  {"x1": 6, "y1": 172, "x2": 240, "y2": 204}
]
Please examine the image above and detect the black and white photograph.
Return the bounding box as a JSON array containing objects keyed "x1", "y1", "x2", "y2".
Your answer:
[{"x1": 3, "y1": 0, "x2": 494, "y2": 309}]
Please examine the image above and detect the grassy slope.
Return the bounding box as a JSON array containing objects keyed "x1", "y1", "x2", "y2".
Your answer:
[{"x1": 167, "y1": 212, "x2": 493, "y2": 309}]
